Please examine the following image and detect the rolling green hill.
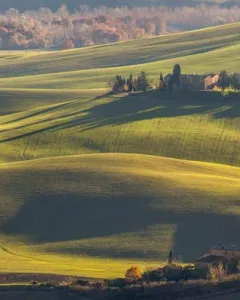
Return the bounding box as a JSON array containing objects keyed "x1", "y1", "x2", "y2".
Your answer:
[
  {"x1": 0, "y1": 90, "x2": 239, "y2": 166},
  {"x1": 0, "y1": 153, "x2": 240, "y2": 277},
  {"x1": 0, "y1": 22, "x2": 239, "y2": 279}
]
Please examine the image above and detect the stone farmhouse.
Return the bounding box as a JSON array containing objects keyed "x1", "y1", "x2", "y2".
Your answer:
[
  {"x1": 195, "y1": 244, "x2": 240, "y2": 269},
  {"x1": 204, "y1": 74, "x2": 219, "y2": 90}
]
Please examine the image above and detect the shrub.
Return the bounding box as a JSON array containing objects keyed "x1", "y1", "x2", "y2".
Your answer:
[
  {"x1": 237, "y1": 263, "x2": 240, "y2": 273},
  {"x1": 221, "y1": 86, "x2": 238, "y2": 97},
  {"x1": 208, "y1": 263, "x2": 227, "y2": 281},
  {"x1": 163, "y1": 263, "x2": 183, "y2": 282},
  {"x1": 184, "y1": 266, "x2": 208, "y2": 280},
  {"x1": 125, "y1": 266, "x2": 142, "y2": 282},
  {"x1": 143, "y1": 268, "x2": 167, "y2": 282}
]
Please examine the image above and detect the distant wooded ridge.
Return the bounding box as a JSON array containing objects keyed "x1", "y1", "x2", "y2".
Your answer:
[
  {"x1": 0, "y1": 5, "x2": 239, "y2": 50},
  {"x1": 0, "y1": 0, "x2": 239, "y2": 12}
]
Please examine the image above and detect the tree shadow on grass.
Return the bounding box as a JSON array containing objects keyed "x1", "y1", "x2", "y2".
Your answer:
[
  {"x1": 52, "y1": 90, "x2": 240, "y2": 132},
  {"x1": 1, "y1": 90, "x2": 239, "y2": 143}
]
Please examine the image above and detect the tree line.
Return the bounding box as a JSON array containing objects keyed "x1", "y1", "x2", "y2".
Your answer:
[
  {"x1": 0, "y1": 4, "x2": 239, "y2": 49},
  {"x1": 109, "y1": 66, "x2": 239, "y2": 93}
]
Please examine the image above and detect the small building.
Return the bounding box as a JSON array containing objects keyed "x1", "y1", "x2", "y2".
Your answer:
[
  {"x1": 210, "y1": 244, "x2": 240, "y2": 261},
  {"x1": 195, "y1": 255, "x2": 228, "y2": 269},
  {"x1": 204, "y1": 74, "x2": 219, "y2": 90},
  {"x1": 195, "y1": 244, "x2": 240, "y2": 269}
]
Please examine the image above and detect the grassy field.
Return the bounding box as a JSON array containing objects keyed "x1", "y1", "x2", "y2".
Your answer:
[
  {"x1": 0, "y1": 153, "x2": 239, "y2": 277},
  {"x1": 0, "y1": 90, "x2": 239, "y2": 165},
  {"x1": 0, "y1": 23, "x2": 239, "y2": 90},
  {"x1": 0, "y1": 23, "x2": 239, "y2": 279}
]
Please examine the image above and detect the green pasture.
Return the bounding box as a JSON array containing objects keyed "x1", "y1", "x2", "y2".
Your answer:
[
  {"x1": 0, "y1": 43, "x2": 239, "y2": 90},
  {"x1": 0, "y1": 153, "x2": 239, "y2": 277},
  {"x1": 0, "y1": 90, "x2": 239, "y2": 166},
  {"x1": 0, "y1": 23, "x2": 239, "y2": 90},
  {"x1": 0, "y1": 23, "x2": 239, "y2": 278}
]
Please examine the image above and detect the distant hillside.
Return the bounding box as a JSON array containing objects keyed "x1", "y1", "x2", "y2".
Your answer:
[{"x1": 0, "y1": 0, "x2": 239, "y2": 12}]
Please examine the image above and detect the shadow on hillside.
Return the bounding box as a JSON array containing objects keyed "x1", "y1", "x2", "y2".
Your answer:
[
  {"x1": 3, "y1": 191, "x2": 240, "y2": 261},
  {"x1": 0, "y1": 90, "x2": 239, "y2": 143},
  {"x1": 46, "y1": 90, "x2": 240, "y2": 132}
]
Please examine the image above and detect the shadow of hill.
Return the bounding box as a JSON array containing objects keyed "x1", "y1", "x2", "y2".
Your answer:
[
  {"x1": 3, "y1": 190, "x2": 240, "y2": 261},
  {"x1": 45, "y1": 212, "x2": 240, "y2": 261}
]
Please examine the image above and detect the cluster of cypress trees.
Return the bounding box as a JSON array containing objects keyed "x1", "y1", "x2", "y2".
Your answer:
[
  {"x1": 110, "y1": 71, "x2": 150, "y2": 93},
  {"x1": 110, "y1": 64, "x2": 183, "y2": 93}
]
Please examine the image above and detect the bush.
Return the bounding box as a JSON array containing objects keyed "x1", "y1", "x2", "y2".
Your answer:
[
  {"x1": 125, "y1": 266, "x2": 142, "y2": 283},
  {"x1": 183, "y1": 266, "x2": 208, "y2": 280},
  {"x1": 208, "y1": 263, "x2": 227, "y2": 281},
  {"x1": 163, "y1": 264, "x2": 183, "y2": 282},
  {"x1": 143, "y1": 268, "x2": 167, "y2": 282}
]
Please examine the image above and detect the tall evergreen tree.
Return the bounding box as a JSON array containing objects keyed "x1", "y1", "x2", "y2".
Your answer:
[
  {"x1": 172, "y1": 64, "x2": 181, "y2": 86},
  {"x1": 128, "y1": 73, "x2": 134, "y2": 92},
  {"x1": 159, "y1": 73, "x2": 166, "y2": 91},
  {"x1": 168, "y1": 250, "x2": 173, "y2": 264},
  {"x1": 137, "y1": 71, "x2": 150, "y2": 92}
]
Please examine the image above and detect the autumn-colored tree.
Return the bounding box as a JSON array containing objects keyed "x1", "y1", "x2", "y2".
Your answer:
[
  {"x1": 125, "y1": 266, "x2": 142, "y2": 282},
  {"x1": 63, "y1": 39, "x2": 75, "y2": 49},
  {"x1": 0, "y1": 5, "x2": 239, "y2": 50}
]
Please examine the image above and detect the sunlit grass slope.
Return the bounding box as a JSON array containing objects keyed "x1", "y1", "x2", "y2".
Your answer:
[
  {"x1": 0, "y1": 44, "x2": 239, "y2": 90},
  {"x1": 0, "y1": 90, "x2": 239, "y2": 166},
  {"x1": 0, "y1": 23, "x2": 239, "y2": 90},
  {"x1": 0, "y1": 153, "x2": 239, "y2": 277}
]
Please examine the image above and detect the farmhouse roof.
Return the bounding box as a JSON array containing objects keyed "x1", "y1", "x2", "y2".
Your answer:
[
  {"x1": 211, "y1": 244, "x2": 240, "y2": 251},
  {"x1": 195, "y1": 255, "x2": 228, "y2": 264},
  {"x1": 204, "y1": 75, "x2": 213, "y2": 80}
]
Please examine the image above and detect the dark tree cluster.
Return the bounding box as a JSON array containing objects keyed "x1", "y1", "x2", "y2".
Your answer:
[
  {"x1": 110, "y1": 71, "x2": 151, "y2": 93},
  {"x1": 0, "y1": 4, "x2": 239, "y2": 49},
  {"x1": 218, "y1": 71, "x2": 240, "y2": 90}
]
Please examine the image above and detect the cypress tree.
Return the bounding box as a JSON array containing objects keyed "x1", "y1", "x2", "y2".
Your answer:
[
  {"x1": 128, "y1": 73, "x2": 134, "y2": 92},
  {"x1": 159, "y1": 73, "x2": 166, "y2": 91},
  {"x1": 172, "y1": 64, "x2": 181, "y2": 86},
  {"x1": 168, "y1": 250, "x2": 173, "y2": 264}
]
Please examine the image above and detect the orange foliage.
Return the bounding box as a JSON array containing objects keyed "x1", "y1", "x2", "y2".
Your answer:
[{"x1": 125, "y1": 266, "x2": 142, "y2": 282}]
